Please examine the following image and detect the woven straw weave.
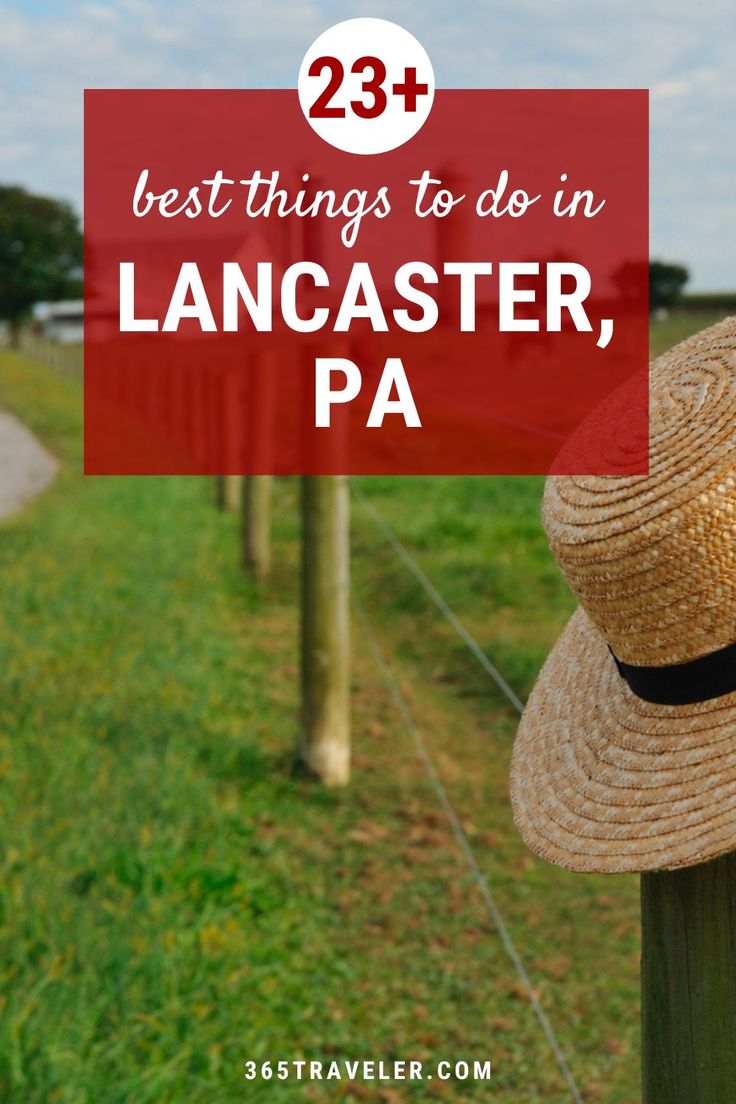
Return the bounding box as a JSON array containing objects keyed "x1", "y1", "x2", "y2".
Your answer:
[{"x1": 511, "y1": 316, "x2": 736, "y2": 873}]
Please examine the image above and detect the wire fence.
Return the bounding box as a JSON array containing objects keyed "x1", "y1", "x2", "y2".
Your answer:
[
  {"x1": 353, "y1": 594, "x2": 583, "y2": 1103},
  {"x1": 354, "y1": 486, "x2": 526, "y2": 715},
  {"x1": 353, "y1": 491, "x2": 584, "y2": 1103},
  {"x1": 17, "y1": 340, "x2": 581, "y2": 1099},
  {"x1": 16, "y1": 332, "x2": 83, "y2": 376}
]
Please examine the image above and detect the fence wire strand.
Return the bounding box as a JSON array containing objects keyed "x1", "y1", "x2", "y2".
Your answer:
[
  {"x1": 353, "y1": 595, "x2": 584, "y2": 1104},
  {"x1": 354, "y1": 488, "x2": 525, "y2": 715}
]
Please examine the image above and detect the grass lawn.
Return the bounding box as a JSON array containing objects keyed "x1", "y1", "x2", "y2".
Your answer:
[
  {"x1": 649, "y1": 308, "x2": 728, "y2": 357},
  {"x1": 0, "y1": 309, "x2": 729, "y2": 1103}
]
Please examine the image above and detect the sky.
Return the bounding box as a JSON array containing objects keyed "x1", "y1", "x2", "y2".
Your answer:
[{"x1": 1, "y1": 0, "x2": 734, "y2": 289}]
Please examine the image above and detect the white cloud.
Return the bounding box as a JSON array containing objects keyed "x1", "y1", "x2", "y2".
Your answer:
[{"x1": 0, "y1": 0, "x2": 734, "y2": 287}]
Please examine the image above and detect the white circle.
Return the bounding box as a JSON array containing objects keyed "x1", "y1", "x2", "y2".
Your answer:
[{"x1": 298, "y1": 18, "x2": 435, "y2": 155}]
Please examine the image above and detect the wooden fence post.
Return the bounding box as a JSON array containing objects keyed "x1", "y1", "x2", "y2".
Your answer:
[
  {"x1": 641, "y1": 852, "x2": 736, "y2": 1102},
  {"x1": 223, "y1": 474, "x2": 242, "y2": 512},
  {"x1": 215, "y1": 475, "x2": 242, "y2": 512},
  {"x1": 299, "y1": 474, "x2": 350, "y2": 786},
  {"x1": 242, "y1": 475, "x2": 272, "y2": 581},
  {"x1": 240, "y1": 347, "x2": 276, "y2": 579}
]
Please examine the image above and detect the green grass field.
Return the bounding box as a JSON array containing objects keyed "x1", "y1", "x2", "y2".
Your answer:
[
  {"x1": 649, "y1": 308, "x2": 727, "y2": 357},
  {"x1": 0, "y1": 308, "x2": 730, "y2": 1102}
]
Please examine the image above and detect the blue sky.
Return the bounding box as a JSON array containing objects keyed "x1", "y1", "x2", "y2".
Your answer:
[{"x1": 1, "y1": 0, "x2": 734, "y2": 288}]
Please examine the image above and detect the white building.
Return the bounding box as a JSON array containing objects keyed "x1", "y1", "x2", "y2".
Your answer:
[{"x1": 33, "y1": 300, "x2": 84, "y2": 344}]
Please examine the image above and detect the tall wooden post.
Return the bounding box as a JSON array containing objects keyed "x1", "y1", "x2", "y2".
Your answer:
[
  {"x1": 215, "y1": 474, "x2": 242, "y2": 512},
  {"x1": 223, "y1": 474, "x2": 242, "y2": 512},
  {"x1": 240, "y1": 348, "x2": 276, "y2": 581},
  {"x1": 641, "y1": 852, "x2": 736, "y2": 1103},
  {"x1": 300, "y1": 475, "x2": 350, "y2": 786},
  {"x1": 242, "y1": 475, "x2": 272, "y2": 582},
  {"x1": 295, "y1": 167, "x2": 350, "y2": 785}
]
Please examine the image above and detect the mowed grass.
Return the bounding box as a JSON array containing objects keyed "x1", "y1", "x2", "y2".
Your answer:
[
  {"x1": 650, "y1": 307, "x2": 728, "y2": 357},
  {"x1": 0, "y1": 308, "x2": 727, "y2": 1104}
]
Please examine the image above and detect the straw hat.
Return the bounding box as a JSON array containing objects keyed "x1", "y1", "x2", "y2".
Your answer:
[{"x1": 510, "y1": 316, "x2": 736, "y2": 874}]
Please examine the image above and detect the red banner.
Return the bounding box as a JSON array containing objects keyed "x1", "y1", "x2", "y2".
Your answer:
[{"x1": 84, "y1": 89, "x2": 649, "y2": 474}]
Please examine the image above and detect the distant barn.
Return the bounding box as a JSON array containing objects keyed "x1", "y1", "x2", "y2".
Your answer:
[{"x1": 33, "y1": 300, "x2": 84, "y2": 344}]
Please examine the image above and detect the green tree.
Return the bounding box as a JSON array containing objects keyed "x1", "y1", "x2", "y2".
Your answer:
[
  {"x1": 0, "y1": 184, "x2": 82, "y2": 346},
  {"x1": 650, "y1": 259, "x2": 689, "y2": 310}
]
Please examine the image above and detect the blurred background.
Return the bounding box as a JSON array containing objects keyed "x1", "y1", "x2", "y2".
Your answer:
[{"x1": 0, "y1": 2, "x2": 735, "y2": 1101}]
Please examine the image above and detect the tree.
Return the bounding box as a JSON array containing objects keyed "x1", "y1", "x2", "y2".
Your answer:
[
  {"x1": 649, "y1": 260, "x2": 689, "y2": 311},
  {"x1": 612, "y1": 259, "x2": 690, "y2": 312},
  {"x1": 0, "y1": 185, "x2": 82, "y2": 346}
]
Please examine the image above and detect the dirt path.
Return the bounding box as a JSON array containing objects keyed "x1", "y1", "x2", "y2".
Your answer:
[{"x1": 0, "y1": 409, "x2": 58, "y2": 518}]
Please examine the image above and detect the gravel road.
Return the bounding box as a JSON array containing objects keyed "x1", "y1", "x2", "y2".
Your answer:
[{"x1": 0, "y1": 410, "x2": 59, "y2": 518}]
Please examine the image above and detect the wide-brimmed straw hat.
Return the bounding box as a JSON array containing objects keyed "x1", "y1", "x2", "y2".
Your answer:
[{"x1": 510, "y1": 316, "x2": 736, "y2": 874}]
